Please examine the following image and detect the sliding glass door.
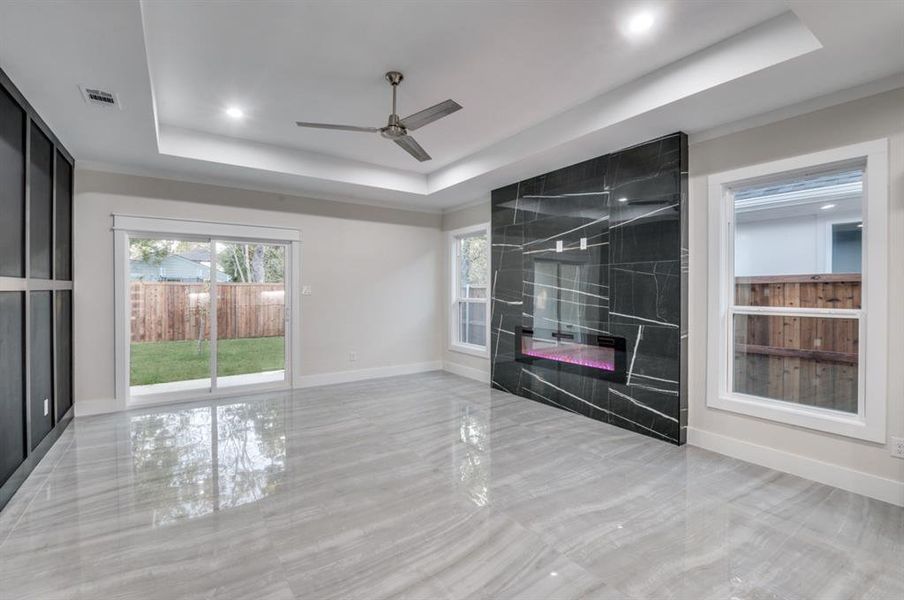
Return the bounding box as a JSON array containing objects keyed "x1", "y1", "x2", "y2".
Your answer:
[
  {"x1": 215, "y1": 242, "x2": 287, "y2": 388},
  {"x1": 127, "y1": 236, "x2": 289, "y2": 400},
  {"x1": 129, "y1": 238, "x2": 212, "y2": 396}
]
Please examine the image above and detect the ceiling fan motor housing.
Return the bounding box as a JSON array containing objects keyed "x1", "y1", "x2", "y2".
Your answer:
[{"x1": 381, "y1": 114, "x2": 406, "y2": 139}]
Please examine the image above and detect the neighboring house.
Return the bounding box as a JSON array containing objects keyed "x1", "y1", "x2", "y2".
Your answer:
[
  {"x1": 130, "y1": 252, "x2": 231, "y2": 282},
  {"x1": 174, "y1": 248, "x2": 214, "y2": 264}
]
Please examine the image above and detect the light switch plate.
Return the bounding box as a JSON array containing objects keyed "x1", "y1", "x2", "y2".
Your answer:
[{"x1": 301, "y1": 285, "x2": 312, "y2": 296}]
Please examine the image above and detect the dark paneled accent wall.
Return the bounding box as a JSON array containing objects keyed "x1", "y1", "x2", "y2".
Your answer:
[
  {"x1": 29, "y1": 292, "x2": 54, "y2": 449},
  {"x1": 0, "y1": 87, "x2": 25, "y2": 278},
  {"x1": 55, "y1": 152, "x2": 73, "y2": 281},
  {"x1": 491, "y1": 133, "x2": 688, "y2": 444},
  {"x1": 29, "y1": 123, "x2": 54, "y2": 280},
  {"x1": 0, "y1": 67, "x2": 74, "y2": 511},
  {"x1": 0, "y1": 293, "x2": 26, "y2": 485},
  {"x1": 55, "y1": 291, "x2": 73, "y2": 419}
]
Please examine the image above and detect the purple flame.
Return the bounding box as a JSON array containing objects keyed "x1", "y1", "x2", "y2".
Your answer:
[{"x1": 522, "y1": 347, "x2": 615, "y2": 371}]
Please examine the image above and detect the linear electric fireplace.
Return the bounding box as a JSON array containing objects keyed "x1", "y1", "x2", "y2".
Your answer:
[{"x1": 516, "y1": 327, "x2": 627, "y2": 383}]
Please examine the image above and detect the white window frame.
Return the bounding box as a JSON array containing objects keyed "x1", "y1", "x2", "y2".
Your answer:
[
  {"x1": 448, "y1": 223, "x2": 490, "y2": 358},
  {"x1": 706, "y1": 140, "x2": 888, "y2": 442}
]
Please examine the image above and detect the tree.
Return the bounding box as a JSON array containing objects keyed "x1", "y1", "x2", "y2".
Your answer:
[
  {"x1": 130, "y1": 239, "x2": 172, "y2": 265},
  {"x1": 218, "y1": 243, "x2": 284, "y2": 283},
  {"x1": 251, "y1": 244, "x2": 265, "y2": 282},
  {"x1": 461, "y1": 235, "x2": 488, "y2": 296}
]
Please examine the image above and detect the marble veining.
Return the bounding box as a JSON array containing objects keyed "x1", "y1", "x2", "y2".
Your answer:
[
  {"x1": 0, "y1": 372, "x2": 901, "y2": 600},
  {"x1": 491, "y1": 133, "x2": 689, "y2": 444}
]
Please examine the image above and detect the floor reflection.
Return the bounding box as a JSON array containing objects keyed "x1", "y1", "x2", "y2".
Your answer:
[
  {"x1": 455, "y1": 405, "x2": 490, "y2": 507},
  {"x1": 129, "y1": 399, "x2": 287, "y2": 525},
  {"x1": 216, "y1": 402, "x2": 286, "y2": 509}
]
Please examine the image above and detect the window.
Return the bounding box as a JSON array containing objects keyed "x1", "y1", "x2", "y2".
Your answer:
[
  {"x1": 830, "y1": 222, "x2": 862, "y2": 273},
  {"x1": 707, "y1": 140, "x2": 888, "y2": 441},
  {"x1": 450, "y1": 224, "x2": 489, "y2": 356}
]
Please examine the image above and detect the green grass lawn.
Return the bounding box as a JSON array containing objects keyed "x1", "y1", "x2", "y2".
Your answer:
[{"x1": 131, "y1": 336, "x2": 285, "y2": 386}]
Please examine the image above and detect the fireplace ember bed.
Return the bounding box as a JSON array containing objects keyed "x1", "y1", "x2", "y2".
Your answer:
[{"x1": 515, "y1": 327, "x2": 627, "y2": 383}]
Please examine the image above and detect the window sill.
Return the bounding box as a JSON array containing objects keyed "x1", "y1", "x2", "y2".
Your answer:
[
  {"x1": 449, "y1": 343, "x2": 488, "y2": 359},
  {"x1": 708, "y1": 392, "x2": 884, "y2": 443}
]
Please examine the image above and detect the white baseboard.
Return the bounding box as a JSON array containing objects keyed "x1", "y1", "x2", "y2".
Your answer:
[
  {"x1": 688, "y1": 427, "x2": 904, "y2": 507},
  {"x1": 75, "y1": 397, "x2": 121, "y2": 417},
  {"x1": 76, "y1": 362, "x2": 444, "y2": 417},
  {"x1": 294, "y1": 361, "x2": 443, "y2": 388},
  {"x1": 443, "y1": 361, "x2": 490, "y2": 383}
]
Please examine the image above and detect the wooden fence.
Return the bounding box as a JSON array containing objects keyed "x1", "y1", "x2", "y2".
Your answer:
[
  {"x1": 733, "y1": 273, "x2": 860, "y2": 413},
  {"x1": 130, "y1": 282, "x2": 285, "y2": 343}
]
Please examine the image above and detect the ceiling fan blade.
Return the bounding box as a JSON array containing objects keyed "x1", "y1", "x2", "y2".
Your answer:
[
  {"x1": 393, "y1": 135, "x2": 431, "y2": 162},
  {"x1": 399, "y1": 99, "x2": 462, "y2": 131},
  {"x1": 295, "y1": 121, "x2": 380, "y2": 133}
]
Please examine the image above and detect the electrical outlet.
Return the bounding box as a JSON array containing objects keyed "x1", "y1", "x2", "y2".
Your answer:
[
  {"x1": 43, "y1": 398, "x2": 49, "y2": 416},
  {"x1": 348, "y1": 351, "x2": 358, "y2": 362},
  {"x1": 301, "y1": 285, "x2": 312, "y2": 296},
  {"x1": 890, "y1": 436, "x2": 904, "y2": 459}
]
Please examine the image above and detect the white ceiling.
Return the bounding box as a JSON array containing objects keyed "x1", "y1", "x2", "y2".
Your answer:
[
  {"x1": 143, "y1": 0, "x2": 789, "y2": 173},
  {"x1": 0, "y1": 0, "x2": 902, "y2": 212}
]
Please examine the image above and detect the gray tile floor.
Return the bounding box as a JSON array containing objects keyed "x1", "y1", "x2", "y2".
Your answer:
[{"x1": 1, "y1": 372, "x2": 901, "y2": 600}]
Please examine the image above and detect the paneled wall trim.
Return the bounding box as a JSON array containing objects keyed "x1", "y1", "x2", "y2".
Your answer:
[
  {"x1": 0, "y1": 67, "x2": 75, "y2": 511},
  {"x1": 491, "y1": 133, "x2": 689, "y2": 444}
]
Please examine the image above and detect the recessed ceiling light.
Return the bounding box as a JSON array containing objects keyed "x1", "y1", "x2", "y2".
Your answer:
[
  {"x1": 820, "y1": 203, "x2": 836, "y2": 210},
  {"x1": 617, "y1": 197, "x2": 628, "y2": 203},
  {"x1": 225, "y1": 106, "x2": 244, "y2": 120},
  {"x1": 626, "y1": 10, "x2": 655, "y2": 36}
]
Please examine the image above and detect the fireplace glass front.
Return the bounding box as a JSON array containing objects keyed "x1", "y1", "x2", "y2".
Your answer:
[{"x1": 515, "y1": 327, "x2": 627, "y2": 383}]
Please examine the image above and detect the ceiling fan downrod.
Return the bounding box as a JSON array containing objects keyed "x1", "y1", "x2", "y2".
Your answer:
[{"x1": 383, "y1": 71, "x2": 405, "y2": 139}]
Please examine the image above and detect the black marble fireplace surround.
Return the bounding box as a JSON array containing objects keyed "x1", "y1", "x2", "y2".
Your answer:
[{"x1": 490, "y1": 133, "x2": 688, "y2": 444}]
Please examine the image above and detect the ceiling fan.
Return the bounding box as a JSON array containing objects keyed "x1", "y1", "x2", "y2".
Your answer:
[{"x1": 295, "y1": 71, "x2": 462, "y2": 162}]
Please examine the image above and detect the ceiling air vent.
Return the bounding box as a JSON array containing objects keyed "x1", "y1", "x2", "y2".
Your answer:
[{"x1": 79, "y1": 86, "x2": 121, "y2": 109}]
